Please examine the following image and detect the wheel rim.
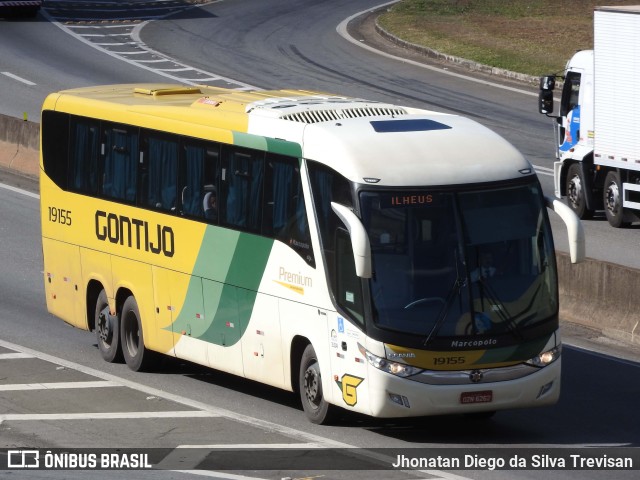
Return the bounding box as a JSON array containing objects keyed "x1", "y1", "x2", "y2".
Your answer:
[
  {"x1": 303, "y1": 361, "x2": 322, "y2": 409},
  {"x1": 605, "y1": 181, "x2": 621, "y2": 215},
  {"x1": 97, "y1": 308, "x2": 112, "y2": 345},
  {"x1": 123, "y1": 311, "x2": 140, "y2": 358},
  {"x1": 567, "y1": 174, "x2": 582, "y2": 209}
]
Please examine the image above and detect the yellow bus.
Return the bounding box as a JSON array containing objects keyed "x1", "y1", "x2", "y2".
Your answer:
[{"x1": 40, "y1": 84, "x2": 584, "y2": 424}]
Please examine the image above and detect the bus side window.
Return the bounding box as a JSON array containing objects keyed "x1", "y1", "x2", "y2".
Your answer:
[
  {"x1": 220, "y1": 146, "x2": 264, "y2": 232},
  {"x1": 41, "y1": 110, "x2": 70, "y2": 190},
  {"x1": 179, "y1": 142, "x2": 219, "y2": 222},
  {"x1": 263, "y1": 154, "x2": 314, "y2": 266},
  {"x1": 101, "y1": 125, "x2": 139, "y2": 203},
  {"x1": 68, "y1": 116, "x2": 100, "y2": 195},
  {"x1": 140, "y1": 132, "x2": 178, "y2": 212}
]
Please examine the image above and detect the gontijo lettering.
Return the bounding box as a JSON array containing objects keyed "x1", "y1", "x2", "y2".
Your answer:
[{"x1": 95, "y1": 210, "x2": 174, "y2": 257}]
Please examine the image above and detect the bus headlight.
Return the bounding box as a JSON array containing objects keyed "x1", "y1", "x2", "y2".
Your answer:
[
  {"x1": 358, "y1": 344, "x2": 423, "y2": 378},
  {"x1": 526, "y1": 345, "x2": 561, "y2": 368}
]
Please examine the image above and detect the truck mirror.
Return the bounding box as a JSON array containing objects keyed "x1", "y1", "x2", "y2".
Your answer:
[
  {"x1": 538, "y1": 89, "x2": 554, "y2": 115},
  {"x1": 539, "y1": 75, "x2": 556, "y2": 91}
]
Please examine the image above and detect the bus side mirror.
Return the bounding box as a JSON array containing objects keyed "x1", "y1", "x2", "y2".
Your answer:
[
  {"x1": 331, "y1": 202, "x2": 372, "y2": 278},
  {"x1": 545, "y1": 195, "x2": 585, "y2": 263}
]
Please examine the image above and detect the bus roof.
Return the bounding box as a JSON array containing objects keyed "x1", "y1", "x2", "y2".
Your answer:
[{"x1": 44, "y1": 83, "x2": 533, "y2": 187}]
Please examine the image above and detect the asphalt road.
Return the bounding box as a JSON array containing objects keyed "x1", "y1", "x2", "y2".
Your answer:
[{"x1": 1, "y1": 1, "x2": 640, "y2": 479}]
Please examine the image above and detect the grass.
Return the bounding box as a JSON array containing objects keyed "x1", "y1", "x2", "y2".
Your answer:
[{"x1": 377, "y1": 0, "x2": 640, "y2": 76}]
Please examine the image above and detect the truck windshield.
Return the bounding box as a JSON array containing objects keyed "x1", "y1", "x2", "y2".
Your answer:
[{"x1": 359, "y1": 180, "x2": 558, "y2": 342}]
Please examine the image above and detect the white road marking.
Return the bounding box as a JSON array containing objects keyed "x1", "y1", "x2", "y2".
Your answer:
[
  {"x1": 0, "y1": 381, "x2": 122, "y2": 391},
  {"x1": 40, "y1": 1, "x2": 258, "y2": 90},
  {"x1": 175, "y1": 443, "x2": 325, "y2": 449},
  {"x1": 0, "y1": 352, "x2": 34, "y2": 359},
  {"x1": 0, "y1": 183, "x2": 39, "y2": 199},
  {"x1": 1, "y1": 72, "x2": 36, "y2": 86},
  {"x1": 0, "y1": 411, "x2": 219, "y2": 421},
  {"x1": 0, "y1": 338, "x2": 471, "y2": 479}
]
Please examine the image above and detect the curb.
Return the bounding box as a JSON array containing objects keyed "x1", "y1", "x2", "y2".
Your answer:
[{"x1": 373, "y1": 15, "x2": 541, "y2": 85}]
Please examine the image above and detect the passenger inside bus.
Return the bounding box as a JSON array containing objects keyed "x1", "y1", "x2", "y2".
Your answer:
[{"x1": 203, "y1": 188, "x2": 218, "y2": 221}]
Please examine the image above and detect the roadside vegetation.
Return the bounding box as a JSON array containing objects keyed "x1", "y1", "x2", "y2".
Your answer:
[{"x1": 378, "y1": 0, "x2": 640, "y2": 76}]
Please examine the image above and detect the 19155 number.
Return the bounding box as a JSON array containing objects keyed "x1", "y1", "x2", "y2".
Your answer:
[
  {"x1": 433, "y1": 356, "x2": 466, "y2": 366},
  {"x1": 48, "y1": 206, "x2": 72, "y2": 226}
]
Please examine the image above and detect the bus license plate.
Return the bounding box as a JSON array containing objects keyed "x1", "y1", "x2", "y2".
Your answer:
[{"x1": 460, "y1": 390, "x2": 493, "y2": 404}]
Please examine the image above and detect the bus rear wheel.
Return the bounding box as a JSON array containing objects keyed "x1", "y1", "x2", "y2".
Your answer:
[
  {"x1": 95, "y1": 289, "x2": 122, "y2": 363},
  {"x1": 120, "y1": 296, "x2": 156, "y2": 371},
  {"x1": 299, "y1": 344, "x2": 337, "y2": 425}
]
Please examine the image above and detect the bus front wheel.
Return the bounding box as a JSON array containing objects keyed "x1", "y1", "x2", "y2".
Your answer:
[
  {"x1": 95, "y1": 289, "x2": 122, "y2": 363},
  {"x1": 299, "y1": 344, "x2": 337, "y2": 425},
  {"x1": 120, "y1": 296, "x2": 156, "y2": 371}
]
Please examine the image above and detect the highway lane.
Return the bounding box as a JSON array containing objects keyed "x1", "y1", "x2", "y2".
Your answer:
[
  {"x1": 0, "y1": 10, "x2": 174, "y2": 123},
  {"x1": 2, "y1": 0, "x2": 639, "y2": 269},
  {"x1": 0, "y1": 174, "x2": 639, "y2": 478}
]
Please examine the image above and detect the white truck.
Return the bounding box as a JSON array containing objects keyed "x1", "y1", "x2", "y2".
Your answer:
[{"x1": 538, "y1": 6, "x2": 640, "y2": 227}]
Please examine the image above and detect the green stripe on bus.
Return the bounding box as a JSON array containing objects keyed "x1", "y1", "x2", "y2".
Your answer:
[
  {"x1": 232, "y1": 131, "x2": 302, "y2": 158},
  {"x1": 169, "y1": 228, "x2": 274, "y2": 346}
]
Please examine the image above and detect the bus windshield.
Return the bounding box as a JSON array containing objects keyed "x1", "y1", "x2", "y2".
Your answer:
[{"x1": 359, "y1": 180, "x2": 558, "y2": 342}]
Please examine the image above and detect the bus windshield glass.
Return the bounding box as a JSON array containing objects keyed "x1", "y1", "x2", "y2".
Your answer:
[{"x1": 359, "y1": 180, "x2": 558, "y2": 342}]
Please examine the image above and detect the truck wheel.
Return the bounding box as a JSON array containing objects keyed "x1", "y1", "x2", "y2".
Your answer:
[
  {"x1": 565, "y1": 163, "x2": 593, "y2": 219},
  {"x1": 120, "y1": 296, "x2": 157, "y2": 371},
  {"x1": 95, "y1": 289, "x2": 122, "y2": 363},
  {"x1": 299, "y1": 344, "x2": 337, "y2": 424},
  {"x1": 603, "y1": 171, "x2": 629, "y2": 228}
]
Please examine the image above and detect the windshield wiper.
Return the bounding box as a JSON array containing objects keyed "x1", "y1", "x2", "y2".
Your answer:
[{"x1": 424, "y1": 249, "x2": 464, "y2": 346}]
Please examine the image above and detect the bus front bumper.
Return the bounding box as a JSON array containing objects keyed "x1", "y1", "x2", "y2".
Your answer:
[{"x1": 363, "y1": 359, "x2": 561, "y2": 418}]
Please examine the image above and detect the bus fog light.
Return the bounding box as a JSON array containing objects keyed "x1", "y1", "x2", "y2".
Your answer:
[
  {"x1": 526, "y1": 345, "x2": 561, "y2": 368},
  {"x1": 537, "y1": 381, "x2": 554, "y2": 399},
  {"x1": 389, "y1": 393, "x2": 411, "y2": 408}
]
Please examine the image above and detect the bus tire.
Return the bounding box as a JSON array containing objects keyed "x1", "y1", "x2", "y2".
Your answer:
[
  {"x1": 565, "y1": 163, "x2": 593, "y2": 219},
  {"x1": 299, "y1": 344, "x2": 337, "y2": 425},
  {"x1": 120, "y1": 295, "x2": 156, "y2": 371},
  {"x1": 95, "y1": 289, "x2": 122, "y2": 363},
  {"x1": 603, "y1": 171, "x2": 629, "y2": 228}
]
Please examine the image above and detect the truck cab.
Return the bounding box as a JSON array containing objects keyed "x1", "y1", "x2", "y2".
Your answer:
[{"x1": 539, "y1": 50, "x2": 598, "y2": 220}]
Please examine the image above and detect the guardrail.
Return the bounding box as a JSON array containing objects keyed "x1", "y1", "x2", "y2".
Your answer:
[{"x1": 1, "y1": 113, "x2": 638, "y2": 346}]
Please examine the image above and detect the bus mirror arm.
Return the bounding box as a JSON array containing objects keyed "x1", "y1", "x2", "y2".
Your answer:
[
  {"x1": 331, "y1": 202, "x2": 372, "y2": 278},
  {"x1": 544, "y1": 195, "x2": 585, "y2": 264}
]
